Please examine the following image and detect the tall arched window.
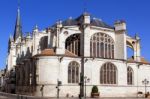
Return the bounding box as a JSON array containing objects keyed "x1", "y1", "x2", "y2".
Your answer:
[
  {"x1": 127, "y1": 67, "x2": 133, "y2": 85},
  {"x1": 90, "y1": 33, "x2": 114, "y2": 58},
  {"x1": 40, "y1": 36, "x2": 48, "y2": 51},
  {"x1": 100, "y1": 62, "x2": 117, "y2": 84},
  {"x1": 65, "y1": 34, "x2": 80, "y2": 56},
  {"x1": 68, "y1": 61, "x2": 79, "y2": 83}
]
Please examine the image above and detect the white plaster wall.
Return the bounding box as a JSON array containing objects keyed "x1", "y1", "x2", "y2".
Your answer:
[
  {"x1": 138, "y1": 64, "x2": 150, "y2": 93},
  {"x1": 35, "y1": 56, "x2": 150, "y2": 97},
  {"x1": 38, "y1": 56, "x2": 60, "y2": 84}
]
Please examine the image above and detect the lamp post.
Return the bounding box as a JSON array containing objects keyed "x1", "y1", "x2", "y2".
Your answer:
[
  {"x1": 84, "y1": 76, "x2": 90, "y2": 99},
  {"x1": 56, "y1": 80, "x2": 62, "y2": 99},
  {"x1": 29, "y1": 73, "x2": 32, "y2": 95},
  {"x1": 142, "y1": 78, "x2": 149, "y2": 98}
]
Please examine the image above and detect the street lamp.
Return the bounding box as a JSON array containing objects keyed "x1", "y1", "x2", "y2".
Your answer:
[
  {"x1": 56, "y1": 80, "x2": 62, "y2": 99},
  {"x1": 142, "y1": 78, "x2": 149, "y2": 98},
  {"x1": 84, "y1": 76, "x2": 90, "y2": 99},
  {"x1": 29, "y1": 73, "x2": 32, "y2": 95}
]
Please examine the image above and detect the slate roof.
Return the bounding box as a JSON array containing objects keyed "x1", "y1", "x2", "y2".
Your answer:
[
  {"x1": 52, "y1": 13, "x2": 114, "y2": 29},
  {"x1": 13, "y1": 8, "x2": 22, "y2": 41},
  {"x1": 90, "y1": 18, "x2": 113, "y2": 29},
  {"x1": 62, "y1": 18, "x2": 78, "y2": 26}
]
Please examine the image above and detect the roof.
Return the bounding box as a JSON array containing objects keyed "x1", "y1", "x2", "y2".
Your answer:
[
  {"x1": 62, "y1": 17, "x2": 78, "y2": 26},
  {"x1": 52, "y1": 13, "x2": 113, "y2": 29},
  {"x1": 13, "y1": 8, "x2": 22, "y2": 41},
  {"x1": 35, "y1": 49, "x2": 77, "y2": 57},
  {"x1": 39, "y1": 49, "x2": 55, "y2": 56},
  {"x1": 65, "y1": 50, "x2": 77, "y2": 57},
  {"x1": 91, "y1": 18, "x2": 113, "y2": 29},
  {"x1": 127, "y1": 57, "x2": 150, "y2": 64}
]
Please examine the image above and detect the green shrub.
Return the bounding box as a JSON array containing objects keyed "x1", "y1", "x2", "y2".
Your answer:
[{"x1": 91, "y1": 85, "x2": 98, "y2": 93}]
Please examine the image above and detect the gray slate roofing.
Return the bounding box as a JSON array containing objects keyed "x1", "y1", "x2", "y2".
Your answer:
[
  {"x1": 62, "y1": 18, "x2": 78, "y2": 26},
  {"x1": 13, "y1": 8, "x2": 23, "y2": 41},
  {"x1": 52, "y1": 13, "x2": 114, "y2": 29},
  {"x1": 90, "y1": 18, "x2": 113, "y2": 29}
]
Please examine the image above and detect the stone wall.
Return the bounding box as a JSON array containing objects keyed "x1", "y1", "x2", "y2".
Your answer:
[{"x1": 34, "y1": 56, "x2": 150, "y2": 97}]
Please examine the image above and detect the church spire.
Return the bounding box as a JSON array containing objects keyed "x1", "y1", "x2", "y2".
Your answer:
[{"x1": 13, "y1": 6, "x2": 22, "y2": 41}]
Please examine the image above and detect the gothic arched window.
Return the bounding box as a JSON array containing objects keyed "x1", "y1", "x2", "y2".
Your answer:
[
  {"x1": 100, "y1": 62, "x2": 117, "y2": 84},
  {"x1": 40, "y1": 36, "x2": 48, "y2": 51},
  {"x1": 65, "y1": 34, "x2": 80, "y2": 56},
  {"x1": 127, "y1": 67, "x2": 133, "y2": 85},
  {"x1": 68, "y1": 61, "x2": 79, "y2": 83},
  {"x1": 90, "y1": 33, "x2": 114, "y2": 58}
]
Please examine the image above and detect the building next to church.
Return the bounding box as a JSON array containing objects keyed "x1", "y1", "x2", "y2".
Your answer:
[{"x1": 5, "y1": 7, "x2": 150, "y2": 97}]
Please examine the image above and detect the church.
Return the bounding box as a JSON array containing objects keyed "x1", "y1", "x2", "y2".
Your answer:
[{"x1": 5, "y1": 7, "x2": 150, "y2": 97}]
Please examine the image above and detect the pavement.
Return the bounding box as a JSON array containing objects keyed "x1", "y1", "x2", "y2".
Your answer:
[
  {"x1": 0, "y1": 96, "x2": 147, "y2": 99},
  {"x1": 0, "y1": 92, "x2": 148, "y2": 99},
  {"x1": 0, "y1": 95, "x2": 8, "y2": 99},
  {"x1": 0, "y1": 92, "x2": 147, "y2": 99}
]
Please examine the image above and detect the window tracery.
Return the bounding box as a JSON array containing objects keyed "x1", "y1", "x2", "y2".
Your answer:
[
  {"x1": 65, "y1": 34, "x2": 80, "y2": 56},
  {"x1": 90, "y1": 33, "x2": 114, "y2": 58},
  {"x1": 127, "y1": 67, "x2": 133, "y2": 85},
  {"x1": 68, "y1": 61, "x2": 79, "y2": 83},
  {"x1": 100, "y1": 62, "x2": 117, "y2": 84}
]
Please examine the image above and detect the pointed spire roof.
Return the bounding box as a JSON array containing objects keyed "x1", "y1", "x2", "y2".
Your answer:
[{"x1": 13, "y1": 7, "x2": 22, "y2": 41}]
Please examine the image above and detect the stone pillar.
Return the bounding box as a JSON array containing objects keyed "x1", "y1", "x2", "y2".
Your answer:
[
  {"x1": 134, "y1": 35, "x2": 141, "y2": 62},
  {"x1": 32, "y1": 25, "x2": 39, "y2": 55},
  {"x1": 83, "y1": 13, "x2": 91, "y2": 57},
  {"x1": 47, "y1": 28, "x2": 52, "y2": 48},
  {"x1": 80, "y1": 12, "x2": 91, "y2": 56},
  {"x1": 56, "y1": 21, "x2": 65, "y2": 54},
  {"x1": 114, "y1": 20, "x2": 127, "y2": 60}
]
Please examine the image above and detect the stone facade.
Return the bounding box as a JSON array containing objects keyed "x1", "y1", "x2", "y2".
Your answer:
[{"x1": 5, "y1": 9, "x2": 150, "y2": 97}]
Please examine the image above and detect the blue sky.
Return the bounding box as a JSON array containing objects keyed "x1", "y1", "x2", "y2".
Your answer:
[{"x1": 0, "y1": 0, "x2": 150, "y2": 69}]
